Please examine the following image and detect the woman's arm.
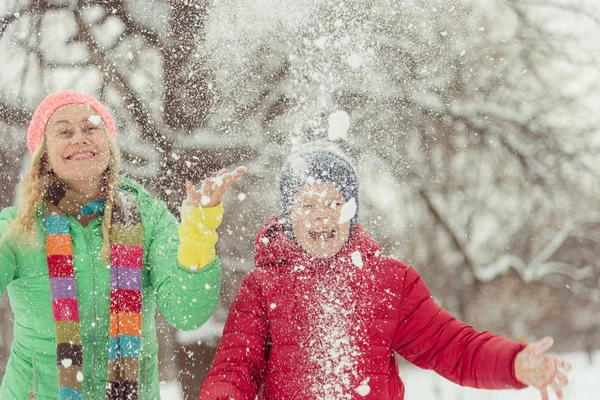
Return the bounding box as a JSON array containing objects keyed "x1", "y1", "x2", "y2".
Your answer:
[
  {"x1": 148, "y1": 199, "x2": 222, "y2": 330},
  {"x1": 0, "y1": 208, "x2": 17, "y2": 295},
  {"x1": 149, "y1": 166, "x2": 244, "y2": 330},
  {"x1": 200, "y1": 272, "x2": 269, "y2": 400},
  {"x1": 178, "y1": 201, "x2": 223, "y2": 270}
]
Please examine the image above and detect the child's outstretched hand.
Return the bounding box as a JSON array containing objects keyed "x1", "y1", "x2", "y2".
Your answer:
[
  {"x1": 514, "y1": 337, "x2": 571, "y2": 400},
  {"x1": 185, "y1": 166, "x2": 246, "y2": 207}
]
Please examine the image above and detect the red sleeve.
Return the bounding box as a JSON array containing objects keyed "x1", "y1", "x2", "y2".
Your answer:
[
  {"x1": 199, "y1": 272, "x2": 269, "y2": 400},
  {"x1": 392, "y1": 266, "x2": 527, "y2": 390}
]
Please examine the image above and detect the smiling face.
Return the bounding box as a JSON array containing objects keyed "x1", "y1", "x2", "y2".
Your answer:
[
  {"x1": 44, "y1": 103, "x2": 112, "y2": 194},
  {"x1": 291, "y1": 181, "x2": 351, "y2": 259}
]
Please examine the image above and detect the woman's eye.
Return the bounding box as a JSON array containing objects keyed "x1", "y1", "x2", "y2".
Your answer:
[
  {"x1": 58, "y1": 130, "x2": 71, "y2": 136},
  {"x1": 302, "y1": 204, "x2": 313, "y2": 209}
]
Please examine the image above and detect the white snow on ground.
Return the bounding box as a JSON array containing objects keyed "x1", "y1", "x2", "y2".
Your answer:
[
  {"x1": 160, "y1": 381, "x2": 183, "y2": 399},
  {"x1": 402, "y1": 350, "x2": 597, "y2": 399},
  {"x1": 159, "y1": 350, "x2": 599, "y2": 399},
  {"x1": 176, "y1": 315, "x2": 224, "y2": 346}
]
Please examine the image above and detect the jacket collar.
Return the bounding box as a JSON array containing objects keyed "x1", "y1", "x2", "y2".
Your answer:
[{"x1": 254, "y1": 215, "x2": 381, "y2": 272}]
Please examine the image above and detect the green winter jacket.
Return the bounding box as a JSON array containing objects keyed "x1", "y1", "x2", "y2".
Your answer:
[{"x1": 0, "y1": 178, "x2": 222, "y2": 399}]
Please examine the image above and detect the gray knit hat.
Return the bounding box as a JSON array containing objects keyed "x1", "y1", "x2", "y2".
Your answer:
[{"x1": 279, "y1": 147, "x2": 359, "y2": 232}]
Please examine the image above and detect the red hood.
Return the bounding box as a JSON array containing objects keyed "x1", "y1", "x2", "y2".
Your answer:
[{"x1": 254, "y1": 215, "x2": 381, "y2": 271}]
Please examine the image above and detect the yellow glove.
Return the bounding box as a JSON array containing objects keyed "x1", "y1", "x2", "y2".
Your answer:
[{"x1": 178, "y1": 201, "x2": 223, "y2": 270}]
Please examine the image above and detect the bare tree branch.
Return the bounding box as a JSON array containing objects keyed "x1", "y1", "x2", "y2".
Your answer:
[
  {"x1": 1, "y1": 0, "x2": 71, "y2": 36},
  {"x1": 73, "y1": 10, "x2": 167, "y2": 151},
  {"x1": 527, "y1": 214, "x2": 600, "y2": 273},
  {"x1": 0, "y1": 102, "x2": 31, "y2": 126},
  {"x1": 418, "y1": 188, "x2": 481, "y2": 283},
  {"x1": 521, "y1": 0, "x2": 600, "y2": 27},
  {"x1": 162, "y1": 0, "x2": 213, "y2": 129},
  {"x1": 449, "y1": 112, "x2": 552, "y2": 185},
  {"x1": 114, "y1": 6, "x2": 164, "y2": 48},
  {"x1": 0, "y1": 7, "x2": 27, "y2": 36}
]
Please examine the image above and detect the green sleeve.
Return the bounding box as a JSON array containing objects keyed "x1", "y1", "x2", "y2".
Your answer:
[
  {"x1": 146, "y1": 200, "x2": 222, "y2": 331},
  {"x1": 0, "y1": 208, "x2": 17, "y2": 295}
]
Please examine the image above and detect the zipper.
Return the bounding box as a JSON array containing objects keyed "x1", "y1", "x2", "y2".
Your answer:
[
  {"x1": 141, "y1": 355, "x2": 148, "y2": 397},
  {"x1": 31, "y1": 356, "x2": 38, "y2": 397},
  {"x1": 82, "y1": 228, "x2": 97, "y2": 395}
]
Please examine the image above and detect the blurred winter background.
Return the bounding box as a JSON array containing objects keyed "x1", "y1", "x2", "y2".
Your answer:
[{"x1": 1, "y1": 0, "x2": 599, "y2": 398}]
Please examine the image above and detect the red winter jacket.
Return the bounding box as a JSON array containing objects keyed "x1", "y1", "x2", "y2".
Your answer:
[{"x1": 200, "y1": 217, "x2": 527, "y2": 400}]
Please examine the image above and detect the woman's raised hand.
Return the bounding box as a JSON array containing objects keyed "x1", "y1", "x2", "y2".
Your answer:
[{"x1": 185, "y1": 166, "x2": 246, "y2": 207}]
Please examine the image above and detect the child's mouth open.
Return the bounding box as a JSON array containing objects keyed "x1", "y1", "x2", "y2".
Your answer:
[{"x1": 309, "y1": 229, "x2": 337, "y2": 241}]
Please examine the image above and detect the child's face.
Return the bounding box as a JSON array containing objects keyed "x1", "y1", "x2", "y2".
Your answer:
[{"x1": 291, "y1": 182, "x2": 351, "y2": 259}]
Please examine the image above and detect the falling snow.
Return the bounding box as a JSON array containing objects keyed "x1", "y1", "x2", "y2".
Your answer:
[
  {"x1": 338, "y1": 198, "x2": 357, "y2": 224},
  {"x1": 351, "y1": 251, "x2": 363, "y2": 268},
  {"x1": 0, "y1": 0, "x2": 599, "y2": 398},
  {"x1": 87, "y1": 115, "x2": 102, "y2": 125}
]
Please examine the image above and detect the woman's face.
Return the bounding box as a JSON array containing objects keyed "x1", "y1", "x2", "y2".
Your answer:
[
  {"x1": 44, "y1": 103, "x2": 111, "y2": 190},
  {"x1": 291, "y1": 182, "x2": 351, "y2": 259}
]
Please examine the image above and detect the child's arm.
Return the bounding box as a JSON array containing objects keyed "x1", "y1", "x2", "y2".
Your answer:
[
  {"x1": 392, "y1": 265, "x2": 527, "y2": 390},
  {"x1": 200, "y1": 271, "x2": 269, "y2": 400}
]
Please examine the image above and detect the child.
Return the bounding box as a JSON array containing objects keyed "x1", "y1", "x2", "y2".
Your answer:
[
  {"x1": 200, "y1": 148, "x2": 571, "y2": 400},
  {"x1": 0, "y1": 90, "x2": 244, "y2": 399}
]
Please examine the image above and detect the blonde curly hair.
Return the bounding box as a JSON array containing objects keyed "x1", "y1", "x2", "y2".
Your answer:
[{"x1": 10, "y1": 133, "x2": 121, "y2": 263}]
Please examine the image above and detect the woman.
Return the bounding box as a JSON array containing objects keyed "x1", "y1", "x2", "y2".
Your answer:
[{"x1": 0, "y1": 90, "x2": 244, "y2": 399}]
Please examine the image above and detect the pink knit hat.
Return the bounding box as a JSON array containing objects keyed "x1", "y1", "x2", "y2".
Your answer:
[{"x1": 27, "y1": 90, "x2": 117, "y2": 154}]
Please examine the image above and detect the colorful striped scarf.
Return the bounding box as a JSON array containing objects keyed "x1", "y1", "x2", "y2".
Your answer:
[{"x1": 44, "y1": 180, "x2": 144, "y2": 400}]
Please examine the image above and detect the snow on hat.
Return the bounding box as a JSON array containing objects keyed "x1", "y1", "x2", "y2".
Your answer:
[
  {"x1": 27, "y1": 90, "x2": 117, "y2": 154},
  {"x1": 280, "y1": 144, "x2": 359, "y2": 230}
]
